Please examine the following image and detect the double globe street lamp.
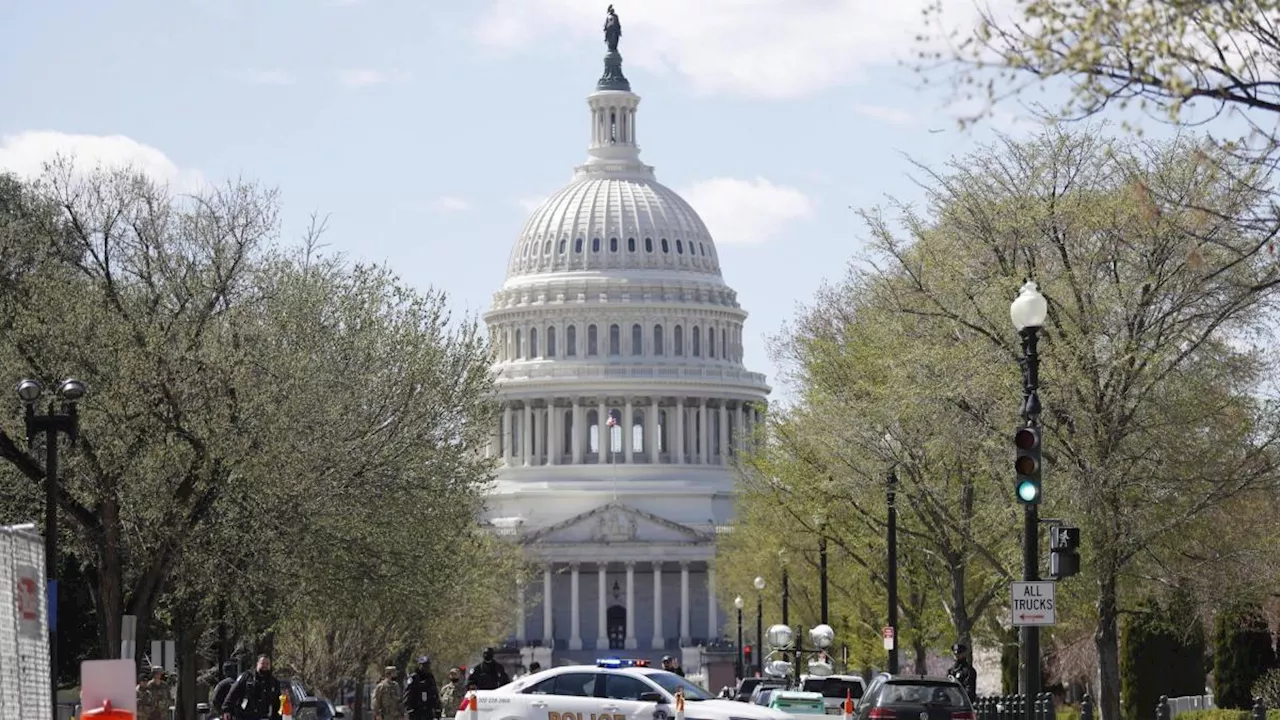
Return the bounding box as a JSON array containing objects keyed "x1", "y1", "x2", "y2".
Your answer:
[
  {"x1": 16, "y1": 377, "x2": 87, "y2": 710},
  {"x1": 763, "y1": 622, "x2": 836, "y2": 685}
]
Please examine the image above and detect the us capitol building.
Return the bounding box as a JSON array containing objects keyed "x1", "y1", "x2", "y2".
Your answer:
[{"x1": 482, "y1": 8, "x2": 771, "y2": 671}]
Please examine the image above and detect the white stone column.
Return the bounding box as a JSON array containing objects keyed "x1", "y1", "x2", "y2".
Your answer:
[
  {"x1": 707, "y1": 566, "x2": 718, "y2": 640},
  {"x1": 522, "y1": 403, "x2": 533, "y2": 466},
  {"x1": 549, "y1": 403, "x2": 559, "y2": 465},
  {"x1": 734, "y1": 402, "x2": 745, "y2": 452},
  {"x1": 652, "y1": 562, "x2": 664, "y2": 649},
  {"x1": 503, "y1": 406, "x2": 514, "y2": 465},
  {"x1": 569, "y1": 563, "x2": 582, "y2": 650},
  {"x1": 597, "y1": 562, "x2": 608, "y2": 649},
  {"x1": 572, "y1": 399, "x2": 583, "y2": 465},
  {"x1": 542, "y1": 565, "x2": 554, "y2": 647},
  {"x1": 647, "y1": 401, "x2": 660, "y2": 464},
  {"x1": 622, "y1": 397, "x2": 633, "y2": 463},
  {"x1": 719, "y1": 402, "x2": 729, "y2": 465},
  {"x1": 679, "y1": 561, "x2": 691, "y2": 645},
  {"x1": 699, "y1": 399, "x2": 710, "y2": 465},
  {"x1": 533, "y1": 407, "x2": 543, "y2": 465},
  {"x1": 625, "y1": 561, "x2": 637, "y2": 649},
  {"x1": 674, "y1": 398, "x2": 685, "y2": 464},
  {"x1": 516, "y1": 581, "x2": 527, "y2": 643},
  {"x1": 597, "y1": 399, "x2": 608, "y2": 463}
]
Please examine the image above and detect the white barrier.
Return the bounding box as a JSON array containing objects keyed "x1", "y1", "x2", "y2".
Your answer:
[{"x1": 0, "y1": 523, "x2": 52, "y2": 719}]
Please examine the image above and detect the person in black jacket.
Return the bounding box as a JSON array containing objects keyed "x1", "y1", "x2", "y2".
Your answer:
[
  {"x1": 211, "y1": 662, "x2": 238, "y2": 715},
  {"x1": 947, "y1": 643, "x2": 978, "y2": 700},
  {"x1": 403, "y1": 656, "x2": 441, "y2": 720},
  {"x1": 221, "y1": 655, "x2": 281, "y2": 720},
  {"x1": 468, "y1": 648, "x2": 510, "y2": 690}
]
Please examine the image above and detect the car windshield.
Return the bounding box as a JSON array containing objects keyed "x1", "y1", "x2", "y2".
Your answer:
[
  {"x1": 642, "y1": 671, "x2": 716, "y2": 701},
  {"x1": 802, "y1": 678, "x2": 864, "y2": 699},
  {"x1": 880, "y1": 683, "x2": 968, "y2": 707}
]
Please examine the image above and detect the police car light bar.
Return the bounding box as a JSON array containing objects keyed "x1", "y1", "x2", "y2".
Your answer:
[{"x1": 596, "y1": 658, "x2": 651, "y2": 668}]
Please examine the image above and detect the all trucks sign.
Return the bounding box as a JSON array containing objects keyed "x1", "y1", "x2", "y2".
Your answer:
[{"x1": 1011, "y1": 581, "x2": 1056, "y2": 627}]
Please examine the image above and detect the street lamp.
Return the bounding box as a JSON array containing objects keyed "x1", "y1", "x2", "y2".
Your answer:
[
  {"x1": 813, "y1": 514, "x2": 829, "y2": 625},
  {"x1": 753, "y1": 576, "x2": 766, "y2": 677},
  {"x1": 880, "y1": 430, "x2": 901, "y2": 675},
  {"x1": 1010, "y1": 280, "x2": 1047, "y2": 702},
  {"x1": 764, "y1": 622, "x2": 837, "y2": 685},
  {"x1": 778, "y1": 549, "x2": 790, "y2": 626},
  {"x1": 734, "y1": 595, "x2": 744, "y2": 680},
  {"x1": 17, "y1": 377, "x2": 86, "y2": 711}
]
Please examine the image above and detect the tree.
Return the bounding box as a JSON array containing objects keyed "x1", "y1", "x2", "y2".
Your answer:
[
  {"x1": 845, "y1": 128, "x2": 1280, "y2": 720},
  {"x1": 1121, "y1": 595, "x2": 1205, "y2": 720},
  {"x1": 1214, "y1": 601, "x2": 1276, "y2": 709},
  {"x1": 921, "y1": 0, "x2": 1280, "y2": 143}
]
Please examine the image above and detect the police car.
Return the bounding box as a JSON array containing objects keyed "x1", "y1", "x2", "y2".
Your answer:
[{"x1": 458, "y1": 659, "x2": 792, "y2": 720}]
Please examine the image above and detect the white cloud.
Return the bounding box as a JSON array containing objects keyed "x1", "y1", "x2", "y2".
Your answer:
[
  {"x1": 335, "y1": 68, "x2": 411, "y2": 87},
  {"x1": 248, "y1": 68, "x2": 293, "y2": 85},
  {"x1": 430, "y1": 196, "x2": 471, "y2": 213},
  {"x1": 516, "y1": 196, "x2": 547, "y2": 213},
  {"x1": 853, "y1": 103, "x2": 918, "y2": 126},
  {"x1": 473, "y1": 0, "x2": 1015, "y2": 99},
  {"x1": 0, "y1": 131, "x2": 204, "y2": 190},
  {"x1": 681, "y1": 177, "x2": 813, "y2": 245}
]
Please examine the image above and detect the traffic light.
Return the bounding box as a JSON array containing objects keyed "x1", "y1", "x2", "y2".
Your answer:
[
  {"x1": 1050, "y1": 526, "x2": 1081, "y2": 579},
  {"x1": 743, "y1": 645, "x2": 753, "y2": 668},
  {"x1": 1013, "y1": 426, "x2": 1042, "y2": 504}
]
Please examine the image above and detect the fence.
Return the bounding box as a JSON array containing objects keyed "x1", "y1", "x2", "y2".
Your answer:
[
  {"x1": 974, "y1": 693, "x2": 1058, "y2": 720},
  {"x1": 0, "y1": 523, "x2": 52, "y2": 720}
]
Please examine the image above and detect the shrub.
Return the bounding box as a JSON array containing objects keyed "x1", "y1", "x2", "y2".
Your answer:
[
  {"x1": 1252, "y1": 669, "x2": 1280, "y2": 710},
  {"x1": 1214, "y1": 601, "x2": 1276, "y2": 709}
]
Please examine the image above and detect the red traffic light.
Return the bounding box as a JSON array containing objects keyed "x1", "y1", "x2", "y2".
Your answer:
[{"x1": 1013, "y1": 428, "x2": 1039, "y2": 450}]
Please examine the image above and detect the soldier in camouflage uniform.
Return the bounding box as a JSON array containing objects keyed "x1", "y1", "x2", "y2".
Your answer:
[
  {"x1": 439, "y1": 667, "x2": 467, "y2": 717},
  {"x1": 373, "y1": 665, "x2": 404, "y2": 720},
  {"x1": 137, "y1": 666, "x2": 170, "y2": 720}
]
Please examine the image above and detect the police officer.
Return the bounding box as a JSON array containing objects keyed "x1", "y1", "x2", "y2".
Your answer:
[
  {"x1": 211, "y1": 662, "x2": 239, "y2": 714},
  {"x1": 403, "y1": 656, "x2": 441, "y2": 720},
  {"x1": 468, "y1": 648, "x2": 510, "y2": 690},
  {"x1": 947, "y1": 643, "x2": 977, "y2": 699},
  {"x1": 137, "y1": 667, "x2": 170, "y2": 720},
  {"x1": 221, "y1": 655, "x2": 281, "y2": 720},
  {"x1": 373, "y1": 666, "x2": 405, "y2": 720}
]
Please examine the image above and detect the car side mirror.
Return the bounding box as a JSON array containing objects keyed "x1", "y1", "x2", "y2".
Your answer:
[
  {"x1": 639, "y1": 692, "x2": 666, "y2": 704},
  {"x1": 335, "y1": 711, "x2": 346, "y2": 718}
]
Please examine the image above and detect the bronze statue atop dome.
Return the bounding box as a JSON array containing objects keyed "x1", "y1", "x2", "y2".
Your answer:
[{"x1": 604, "y1": 5, "x2": 621, "y2": 53}]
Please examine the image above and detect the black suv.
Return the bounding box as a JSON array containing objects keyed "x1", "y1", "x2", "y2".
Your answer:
[{"x1": 852, "y1": 675, "x2": 974, "y2": 720}]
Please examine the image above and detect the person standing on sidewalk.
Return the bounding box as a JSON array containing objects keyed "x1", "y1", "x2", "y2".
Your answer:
[
  {"x1": 440, "y1": 667, "x2": 467, "y2": 718},
  {"x1": 222, "y1": 655, "x2": 282, "y2": 720},
  {"x1": 137, "y1": 667, "x2": 170, "y2": 720},
  {"x1": 403, "y1": 656, "x2": 441, "y2": 720},
  {"x1": 373, "y1": 666, "x2": 405, "y2": 720}
]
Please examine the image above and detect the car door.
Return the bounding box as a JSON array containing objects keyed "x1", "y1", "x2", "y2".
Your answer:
[
  {"x1": 523, "y1": 672, "x2": 602, "y2": 720},
  {"x1": 599, "y1": 672, "x2": 664, "y2": 720}
]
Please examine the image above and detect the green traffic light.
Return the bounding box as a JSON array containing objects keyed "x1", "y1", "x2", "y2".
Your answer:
[{"x1": 1017, "y1": 480, "x2": 1039, "y2": 503}]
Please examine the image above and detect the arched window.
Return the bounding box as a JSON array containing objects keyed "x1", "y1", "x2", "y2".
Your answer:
[
  {"x1": 645, "y1": 237, "x2": 653, "y2": 252},
  {"x1": 609, "y1": 324, "x2": 621, "y2": 356},
  {"x1": 543, "y1": 241, "x2": 551, "y2": 254},
  {"x1": 692, "y1": 326, "x2": 701, "y2": 357},
  {"x1": 653, "y1": 324, "x2": 664, "y2": 356},
  {"x1": 627, "y1": 237, "x2": 636, "y2": 252},
  {"x1": 566, "y1": 325, "x2": 577, "y2": 356},
  {"x1": 575, "y1": 238, "x2": 583, "y2": 253},
  {"x1": 610, "y1": 237, "x2": 618, "y2": 252},
  {"x1": 587, "y1": 325, "x2": 599, "y2": 356},
  {"x1": 558, "y1": 239, "x2": 567, "y2": 253},
  {"x1": 674, "y1": 325, "x2": 684, "y2": 356},
  {"x1": 721, "y1": 329, "x2": 727, "y2": 360},
  {"x1": 676, "y1": 240, "x2": 684, "y2": 254},
  {"x1": 515, "y1": 329, "x2": 523, "y2": 359},
  {"x1": 501, "y1": 330, "x2": 509, "y2": 360},
  {"x1": 547, "y1": 326, "x2": 557, "y2": 358},
  {"x1": 592, "y1": 238, "x2": 601, "y2": 252},
  {"x1": 701, "y1": 242, "x2": 707, "y2": 256},
  {"x1": 707, "y1": 327, "x2": 714, "y2": 359},
  {"x1": 631, "y1": 324, "x2": 643, "y2": 355},
  {"x1": 661, "y1": 239, "x2": 669, "y2": 253},
  {"x1": 530, "y1": 328, "x2": 539, "y2": 357}
]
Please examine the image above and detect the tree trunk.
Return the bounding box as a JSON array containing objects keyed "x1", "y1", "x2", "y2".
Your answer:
[
  {"x1": 913, "y1": 639, "x2": 928, "y2": 674},
  {"x1": 1095, "y1": 569, "x2": 1121, "y2": 720},
  {"x1": 175, "y1": 608, "x2": 202, "y2": 720},
  {"x1": 95, "y1": 497, "x2": 124, "y2": 655}
]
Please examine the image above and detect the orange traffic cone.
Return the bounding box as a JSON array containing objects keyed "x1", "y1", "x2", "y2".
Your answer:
[
  {"x1": 82, "y1": 699, "x2": 134, "y2": 719},
  {"x1": 281, "y1": 691, "x2": 294, "y2": 719},
  {"x1": 675, "y1": 690, "x2": 686, "y2": 720},
  {"x1": 843, "y1": 689, "x2": 854, "y2": 720},
  {"x1": 464, "y1": 691, "x2": 479, "y2": 720}
]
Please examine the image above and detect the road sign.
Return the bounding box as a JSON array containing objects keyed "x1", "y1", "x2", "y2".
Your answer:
[
  {"x1": 14, "y1": 564, "x2": 41, "y2": 639},
  {"x1": 1011, "y1": 581, "x2": 1056, "y2": 626},
  {"x1": 881, "y1": 626, "x2": 895, "y2": 650}
]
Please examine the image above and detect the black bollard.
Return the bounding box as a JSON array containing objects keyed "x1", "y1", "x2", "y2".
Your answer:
[
  {"x1": 1157, "y1": 695, "x2": 1170, "y2": 720},
  {"x1": 1253, "y1": 697, "x2": 1267, "y2": 720},
  {"x1": 1080, "y1": 694, "x2": 1094, "y2": 720}
]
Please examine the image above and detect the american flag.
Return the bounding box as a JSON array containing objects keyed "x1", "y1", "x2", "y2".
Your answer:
[{"x1": 607, "y1": 414, "x2": 618, "y2": 428}]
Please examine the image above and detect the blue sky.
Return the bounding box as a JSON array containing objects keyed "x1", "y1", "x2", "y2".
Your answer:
[{"x1": 0, "y1": 0, "x2": 1075, "y2": 399}]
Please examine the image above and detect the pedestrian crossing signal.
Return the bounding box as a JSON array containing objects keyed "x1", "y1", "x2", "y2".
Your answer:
[
  {"x1": 1013, "y1": 427, "x2": 1041, "y2": 504},
  {"x1": 1050, "y1": 526, "x2": 1081, "y2": 578}
]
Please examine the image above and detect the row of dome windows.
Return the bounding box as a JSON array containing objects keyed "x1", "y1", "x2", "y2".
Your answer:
[
  {"x1": 520, "y1": 236, "x2": 714, "y2": 260},
  {"x1": 499, "y1": 322, "x2": 742, "y2": 362}
]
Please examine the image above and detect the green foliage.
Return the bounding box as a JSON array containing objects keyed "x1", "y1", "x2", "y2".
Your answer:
[
  {"x1": 1001, "y1": 627, "x2": 1019, "y2": 695},
  {"x1": 1214, "y1": 601, "x2": 1276, "y2": 709},
  {"x1": 1176, "y1": 712, "x2": 1280, "y2": 720},
  {"x1": 1252, "y1": 669, "x2": 1280, "y2": 710},
  {"x1": 1122, "y1": 596, "x2": 1206, "y2": 720}
]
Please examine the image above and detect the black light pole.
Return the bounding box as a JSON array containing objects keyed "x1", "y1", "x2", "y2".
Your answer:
[
  {"x1": 17, "y1": 377, "x2": 86, "y2": 716},
  {"x1": 1011, "y1": 281, "x2": 1048, "y2": 704},
  {"x1": 753, "y1": 576, "x2": 766, "y2": 677},
  {"x1": 781, "y1": 569, "x2": 789, "y2": 626},
  {"x1": 734, "y1": 596, "x2": 744, "y2": 681},
  {"x1": 818, "y1": 531, "x2": 829, "y2": 625},
  {"x1": 886, "y1": 465, "x2": 899, "y2": 674}
]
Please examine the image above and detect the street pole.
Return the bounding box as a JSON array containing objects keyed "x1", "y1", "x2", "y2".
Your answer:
[
  {"x1": 818, "y1": 535, "x2": 829, "y2": 625},
  {"x1": 781, "y1": 570, "x2": 789, "y2": 626},
  {"x1": 886, "y1": 468, "x2": 899, "y2": 674},
  {"x1": 736, "y1": 606, "x2": 744, "y2": 680},
  {"x1": 756, "y1": 595, "x2": 764, "y2": 677},
  {"x1": 1019, "y1": 324, "x2": 1042, "y2": 701}
]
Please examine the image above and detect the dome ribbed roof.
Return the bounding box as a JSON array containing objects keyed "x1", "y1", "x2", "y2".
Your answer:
[{"x1": 506, "y1": 175, "x2": 721, "y2": 280}]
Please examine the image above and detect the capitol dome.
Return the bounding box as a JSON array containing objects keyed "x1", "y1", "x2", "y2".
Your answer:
[{"x1": 483, "y1": 8, "x2": 770, "y2": 670}]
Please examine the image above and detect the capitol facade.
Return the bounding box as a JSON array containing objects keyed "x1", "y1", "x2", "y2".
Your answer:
[{"x1": 483, "y1": 15, "x2": 770, "y2": 671}]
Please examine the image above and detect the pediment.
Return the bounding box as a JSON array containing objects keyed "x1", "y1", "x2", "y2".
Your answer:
[{"x1": 526, "y1": 503, "x2": 712, "y2": 545}]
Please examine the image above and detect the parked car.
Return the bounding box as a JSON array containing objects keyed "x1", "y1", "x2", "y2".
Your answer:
[
  {"x1": 737, "y1": 677, "x2": 787, "y2": 702},
  {"x1": 767, "y1": 690, "x2": 827, "y2": 716},
  {"x1": 851, "y1": 675, "x2": 974, "y2": 720},
  {"x1": 800, "y1": 675, "x2": 867, "y2": 715}
]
